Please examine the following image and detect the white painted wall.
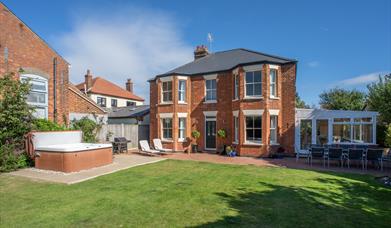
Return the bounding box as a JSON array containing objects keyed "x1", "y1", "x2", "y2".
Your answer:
[{"x1": 90, "y1": 94, "x2": 143, "y2": 107}]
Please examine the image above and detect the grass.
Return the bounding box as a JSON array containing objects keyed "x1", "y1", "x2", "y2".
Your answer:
[{"x1": 0, "y1": 160, "x2": 390, "y2": 227}]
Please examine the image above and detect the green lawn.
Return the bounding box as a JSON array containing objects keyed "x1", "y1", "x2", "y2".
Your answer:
[{"x1": 1, "y1": 160, "x2": 390, "y2": 227}]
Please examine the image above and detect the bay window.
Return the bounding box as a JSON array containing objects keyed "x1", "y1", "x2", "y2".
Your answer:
[
  {"x1": 162, "y1": 81, "x2": 172, "y2": 102},
  {"x1": 245, "y1": 71, "x2": 262, "y2": 97},
  {"x1": 162, "y1": 118, "x2": 173, "y2": 140},
  {"x1": 178, "y1": 118, "x2": 186, "y2": 140},
  {"x1": 178, "y1": 80, "x2": 186, "y2": 102},
  {"x1": 270, "y1": 69, "x2": 277, "y2": 97},
  {"x1": 245, "y1": 115, "x2": 262, "y2": 143},
  {"x1": 234, "y1": 74, "x2": 239, "y2": 100},
  {"x1": 270, "y1": 115, "x2": 278, "y2": 144}
]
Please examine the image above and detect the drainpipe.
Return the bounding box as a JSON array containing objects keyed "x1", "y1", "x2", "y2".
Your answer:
[{"x1": 53, "y1": 57, "x2": 57, "y2": 123}]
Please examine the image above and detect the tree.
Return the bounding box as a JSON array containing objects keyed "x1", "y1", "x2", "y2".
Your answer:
[
  {"x1": 367, "y1": 74, "x2": 391, "y2": 125},
  {"x1": 295, "y1": 92, "x2": 310, "y2": 108},
  {"x1": 0, "y1": 73, "x2": 34, "y2": 147},
  {"x1": 0, "y1": 72, "x2": 35, "y2": 171},
  {"x1": 319, "y1": 88, "x2": 366, "y2": 110}
]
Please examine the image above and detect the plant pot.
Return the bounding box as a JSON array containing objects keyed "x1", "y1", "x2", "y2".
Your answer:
[{"x1": 191, "y1": 144, "x2": 198, "y2": 153}]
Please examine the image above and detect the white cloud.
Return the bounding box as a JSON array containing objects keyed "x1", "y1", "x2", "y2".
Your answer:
[
  {"x1": 56, "y1": 7, "x2": 193, "y2": 103},
  {"x1": 339, "y1": 72, "x2": 386, "y2": 86},
  {"x1": 308, "y1": 61, "x2": 319, "y2": 68}
]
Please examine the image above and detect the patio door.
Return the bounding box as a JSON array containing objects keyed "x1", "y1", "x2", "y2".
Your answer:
[
  {"x1": 205, "y1": 118, "x2": 216, "y2": 150},
  {"x1": 300, "y1": 119, "x2": 312, "y2": 151}
]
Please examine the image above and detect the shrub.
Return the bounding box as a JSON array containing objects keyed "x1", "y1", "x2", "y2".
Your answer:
[
  {"x1": 32, "y1": 119, "x2": 68, "y2": 131},
  {"x1": 217, "y1": 129, "x2": 227, "y2": 138},
  {"x1": 0, "y1": 144, "x2": 32, "y2": 172},
  {"x1": 0, "y1": 72, "x2": 34, "y2": 172},
  {"x1": 71, "y1": 117, "x2": 102, "y2": 143},
  {"x1": 191, "y1": 130, "x2": 201, "y2": 140},
  {"x1": 385, "y1": 124, "x2": 391, "y2": 148}
]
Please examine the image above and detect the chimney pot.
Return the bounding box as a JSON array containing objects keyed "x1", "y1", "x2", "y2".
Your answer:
[{"x1": 194, "y1": 45, "x2": 209, "y2": 60}]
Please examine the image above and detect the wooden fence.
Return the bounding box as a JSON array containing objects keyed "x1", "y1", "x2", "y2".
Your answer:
[{"x1": 97, "y1": 124, "x2": 149, "y2": 149}]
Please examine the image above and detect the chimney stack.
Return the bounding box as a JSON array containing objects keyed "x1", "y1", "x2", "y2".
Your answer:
[
  {"x1": 85, "y1": 69, "x2": 93, "y2": 91},
  {"x1": 126, "y1": 78, "x2": 133, "y2": 93},
  {"x1": 194, "y1": 45, "x2": 209, "y2": 60}
]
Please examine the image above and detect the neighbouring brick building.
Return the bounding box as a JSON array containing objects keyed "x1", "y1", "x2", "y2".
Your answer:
[
  {"x1": 149, "y1": 46, "x2": 297, "y2": 157},
  {"x1": 0, "y1": 3, "x2": 105, "y2": 124}
]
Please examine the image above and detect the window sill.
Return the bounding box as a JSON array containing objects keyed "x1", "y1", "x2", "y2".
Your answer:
[
  {"x1": 243, "y1": 96, "x2": 263, "y2": 100},
  {"x1": 269, "y1": 97, "x2": 280, "y2": 100},
  {"x1": 243, "y1": 141, "x2": 263, "y2": 146},
  {"x1": 159, "y1": 102, "x2": 173, "y2": 106},
  {"x1": 204, "y1": 100, "x2": 217, "y2": 104},
  {"x1": 178, "y1": 138, "x2": 187, "y2": 142},
  {"x1": 178, "y1": 101, "x2": 188, "y2": 105},
  {"x1": 161, "y1": 139, "x2": 173, "y2": 143},
  {"x1": 232, "y1": 141, "x2": 239, "y2": 145},
  {"x1": 232, "y1": 99, "x2": 239, "y2": 102}
]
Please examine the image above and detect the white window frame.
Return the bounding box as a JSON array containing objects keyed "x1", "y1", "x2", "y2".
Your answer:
[
  {"x1": 20, "y1": 74, "x2": 48, "y2": 119},
  {"x1": 233, "y1": 74, "x2": 239, "y2": 100},
  {"x1": 178, "y1": 79, "x2": 186, "y2": 103},
  {"x1": 245, "y1": 115, "x2": 263, "y2": 145},
  {"x1": 178, "y1": 117, "x2": 186, "y2": 142},
  {"x1": 332, "y1": 117, "x2": 374, "y2": 144},
  {"x1": 161, "y1": 118, "x2": 173, "y2": 141},
  {"x1": 205, "y1": 79, "x2": 217, "y2": 102},
  {"x1": 270, "y1": 115, "x2": 278, "y2": 145},
  {"x1": 270, "y1": 68, "x2": 278, "y2": 98},
  {"x1": 161, "y1": 81, "x2": 173, "y2": 103},
  {"x1": 244, "y1": 70, "x2": 262, "y2": 98}
]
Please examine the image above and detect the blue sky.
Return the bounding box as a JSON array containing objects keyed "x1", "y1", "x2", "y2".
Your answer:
[{"x1": 3, "y1": 0, "x2": 390, "y2": 105}]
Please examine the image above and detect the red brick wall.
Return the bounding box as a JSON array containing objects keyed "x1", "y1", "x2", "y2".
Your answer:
[
  {"x1": 150, "y1": 62, "x2": 297, "y2": 157},
  {"x1": 68, "y1": 87, "x2": 106, "y2": 115},
  {"x1": 0, "y1": 3, "x2": 69, "y2": 124}
]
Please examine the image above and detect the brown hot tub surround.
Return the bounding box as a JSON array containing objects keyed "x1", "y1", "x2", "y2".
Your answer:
[
  {"x1": 35, "y1": 147, "x2": 113, "y2": 173},
  {"x1": 31, "y1": 131, "x2": 113, "y2": 173}
]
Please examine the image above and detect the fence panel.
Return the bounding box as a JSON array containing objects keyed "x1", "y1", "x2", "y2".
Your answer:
[{"x1": 98, "y1": 124, "x2": 149, "y2": 149}]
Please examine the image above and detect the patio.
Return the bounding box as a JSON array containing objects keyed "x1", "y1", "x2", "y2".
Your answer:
[
  {"x1": 163, "y1": 152, "x2": 391, "y2": 176},
  {"x1": 8, "y1": 154, "x2": 165, "y2": 184}
]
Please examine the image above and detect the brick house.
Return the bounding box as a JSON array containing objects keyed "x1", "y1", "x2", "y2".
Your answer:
[
  {"x1": 76, "y1": 70, "x2": 145, "y2": 108},
  {"x1": 0, "y1": 3, "x2": 105, "y2": 124},
  {"x1": 149, "y1": 46, "x2": 297, "y2": 157}
]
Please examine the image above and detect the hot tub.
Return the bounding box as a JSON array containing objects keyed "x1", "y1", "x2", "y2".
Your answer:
[{"x1": 32, "y1": 131, "x2": 113, "y2": 173}]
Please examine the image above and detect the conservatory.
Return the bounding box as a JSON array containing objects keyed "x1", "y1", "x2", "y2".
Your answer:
[{"x1": 295, "y1": 108, "x2": 378, "y2": 153}]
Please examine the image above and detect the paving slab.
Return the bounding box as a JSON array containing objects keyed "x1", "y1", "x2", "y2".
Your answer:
[{"x1": 8, "y1": 154, "x2": 165, "y2": 184}]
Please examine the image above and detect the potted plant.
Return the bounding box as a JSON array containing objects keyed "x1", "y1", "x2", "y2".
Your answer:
[
  {"x1": 217, "y1": 129, "x2": 227, "y2": 154},
  {"x1": 191, "y1": 130, "x2": 201, "y2": 153}
]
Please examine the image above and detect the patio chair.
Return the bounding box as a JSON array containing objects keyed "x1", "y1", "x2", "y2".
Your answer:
[
  {"x1": 139, "y1": 140, "x2": 162, "y2": 156},
  {"x1": 366, "y1": 149, "x2": 384, "y2": 171},
  {"x1": 295, "y1": 145, "x2": 310, "y2": 163},
  {"x1": 153, "y1": 138, "x2": 173, "y2": 153},
  {"x1": 327, "y1": 148, "x2": 343, "y2": 168},
  {"x1": 309, "y1": 147, "x2": 326, "y2": 167},
  {"x1": 347, "y1": 148, "x2": 365, "y2": 170}
]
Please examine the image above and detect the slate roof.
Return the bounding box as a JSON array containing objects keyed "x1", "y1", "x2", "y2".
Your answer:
[
  {"x1": 154, "y1": 48, "x2": 296, "y2": 79},
  {"x1": 108, "y1": 105, "x2": 150, "y2": 118},
  {"x1": 76, "y1": 77, "x2": 144, "y2": 101}
]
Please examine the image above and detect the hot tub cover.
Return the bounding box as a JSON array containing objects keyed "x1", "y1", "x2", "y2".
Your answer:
[{"x1": 35, "y1": 143, "x2": 112, "y2": 152}]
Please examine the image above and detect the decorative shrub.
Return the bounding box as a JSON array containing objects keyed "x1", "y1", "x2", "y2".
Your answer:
[
  {"x1": 217, "y1": 129, "x2": 227, "y2": 138},
  {"x1": 0, "y1": 143, "x2": 32, "y2": 172},
  {"x1": 71, "y1": 116, "x2": 103, "y2": 143},
  {"x1": 32, "y1": 119, "x2": 68, "y2": 131},
  {"x1": 191, "y1": 130, "x2": 201, "y2": 140}
]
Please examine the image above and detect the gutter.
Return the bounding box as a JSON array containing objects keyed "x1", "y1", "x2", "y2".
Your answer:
[{"x1": 53, "y1": 57, "x2": 57, "y2": 122}]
